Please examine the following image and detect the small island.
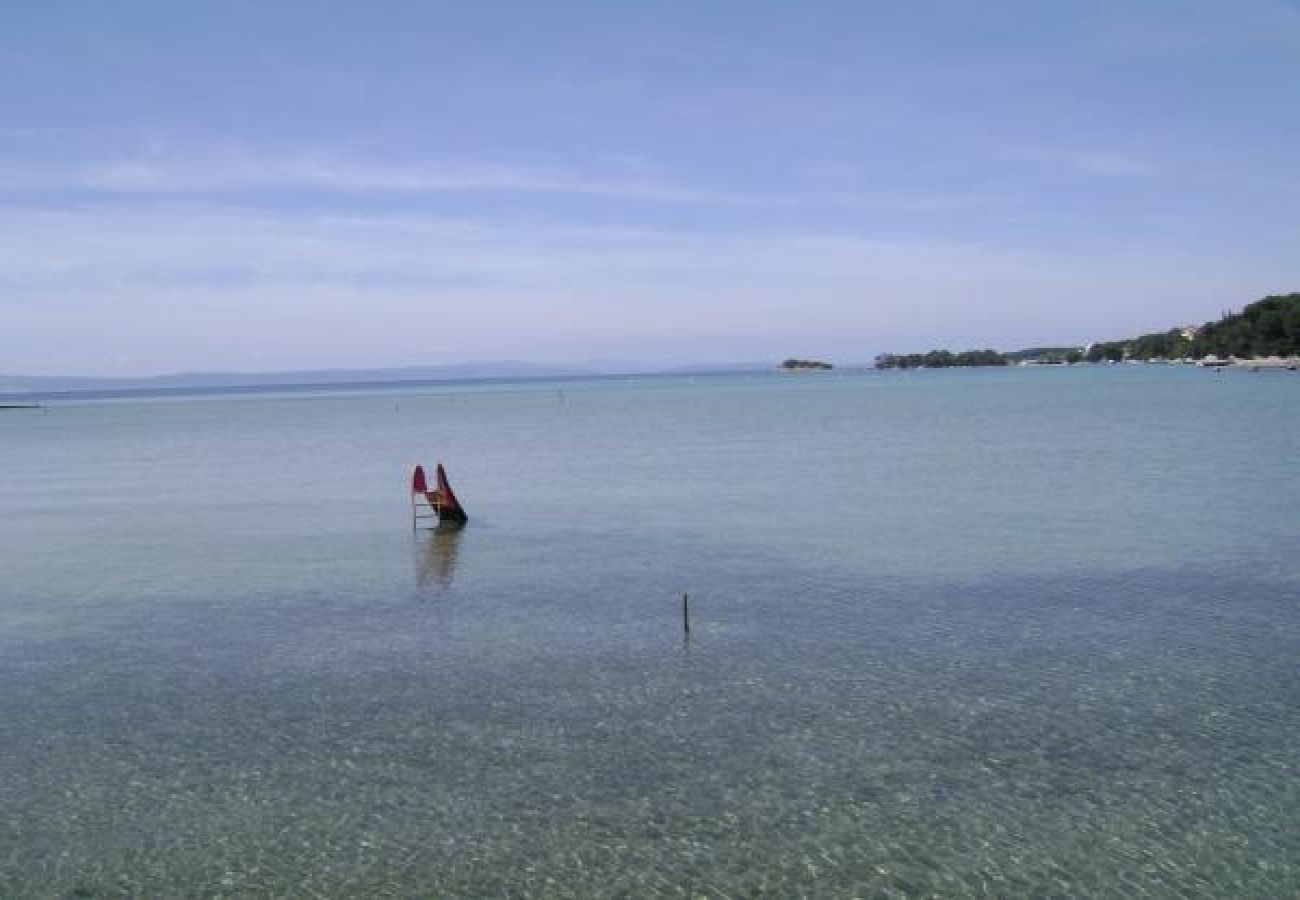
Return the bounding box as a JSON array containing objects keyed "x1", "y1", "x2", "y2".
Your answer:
[{"x1": 779, "y1": 358, "x2": 833, "y2": 371}]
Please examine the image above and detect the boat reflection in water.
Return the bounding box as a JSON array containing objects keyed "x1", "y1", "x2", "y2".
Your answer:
[{"x1": 415, "y1": 521, "x2": 465, "y2": 588}]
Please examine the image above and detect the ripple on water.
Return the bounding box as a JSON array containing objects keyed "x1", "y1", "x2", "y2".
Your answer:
[{"x1": 1, "y1": 563, "x2": 1297, "y2": 896}]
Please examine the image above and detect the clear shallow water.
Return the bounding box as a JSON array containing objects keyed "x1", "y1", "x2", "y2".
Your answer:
[{"x1": 1, "y1": 367, "x2": 1296, "y2": 896}]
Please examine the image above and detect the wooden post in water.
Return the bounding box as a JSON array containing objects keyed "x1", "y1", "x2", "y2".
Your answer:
[{"x1": 682, "y1": 592, "x2": 690, "y2": 639}]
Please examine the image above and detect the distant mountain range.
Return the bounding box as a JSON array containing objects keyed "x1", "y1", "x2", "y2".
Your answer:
[{"x1": 0, "y1": 360, "x2": 774, "y2": 394}]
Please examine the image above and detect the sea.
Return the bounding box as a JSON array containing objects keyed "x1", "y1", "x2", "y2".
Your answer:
[{"x1": 1, "y1": 365, "x2": 1296, "y2": 897}]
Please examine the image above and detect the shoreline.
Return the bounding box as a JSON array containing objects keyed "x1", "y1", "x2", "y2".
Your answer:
[{"x1": 1220, "y1": 356, "x2": 1299, "y2": 369}]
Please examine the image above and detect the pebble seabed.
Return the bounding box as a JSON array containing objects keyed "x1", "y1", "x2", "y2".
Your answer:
[{"x1": 2, "y1": 559, "x2": 1297, "y2": 897}]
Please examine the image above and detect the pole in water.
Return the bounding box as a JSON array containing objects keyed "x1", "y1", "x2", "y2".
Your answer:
[{"x1": 682, "y1": 592, "x2": 690, "y2": 639}]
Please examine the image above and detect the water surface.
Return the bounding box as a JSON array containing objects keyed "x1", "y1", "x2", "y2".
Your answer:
[{"x1": 1, "y1": 367, "x2": 1296, "y2": 896}]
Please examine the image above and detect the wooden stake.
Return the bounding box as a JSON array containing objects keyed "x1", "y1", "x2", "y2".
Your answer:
[{"x1": 682, "y1": 592, "x2": 690, "y2": 639}]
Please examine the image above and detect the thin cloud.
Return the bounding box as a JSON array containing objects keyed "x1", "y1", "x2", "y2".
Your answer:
[
  {"x1": 989, "y1": 142, "x2": 1156, "y2": 177},
  {"x1": 0, "y1": 203, "x2": 1059, "y2": 290},
  {"x1": 4, "y1": 153, "x2": 727, "y2": 203},
  {"x1": 0, "y1": 150, "x2": 996, "y2": 215},
  {"x1": 1, "y1": 202, "x2": 1281, "y2": 375}
]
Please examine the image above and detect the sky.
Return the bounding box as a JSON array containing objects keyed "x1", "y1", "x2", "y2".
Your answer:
[{"x1": 2, "y1": 0, "x2": 1299, "y2": 375}]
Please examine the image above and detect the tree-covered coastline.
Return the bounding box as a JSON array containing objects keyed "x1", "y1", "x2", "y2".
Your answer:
[
  {"x1": 874, "y1": 292, "x2": 1300, "y2": 369},
  {"x1": 873, "y1": 349, "x2": 1007, "y2": 369},
  {"x1": 1086, "y1": 292, "x2": 1300, "y2": 362}
]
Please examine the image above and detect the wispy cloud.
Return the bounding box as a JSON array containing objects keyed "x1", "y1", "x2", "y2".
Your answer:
[
  {"x1": 989, "y1": 142, "x2": 1156, "y2": 177},
  {"x1": 0, "y1": 147, "x2": 1010, "y2": 217},
  {"x1": 0, "y1": 152, "x2": 726, "y2": 203},
  {"x1": 0, "y1": 202, "x2": 1277, "y2": 374}
]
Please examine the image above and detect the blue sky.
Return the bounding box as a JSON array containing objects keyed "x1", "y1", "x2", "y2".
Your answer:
[{"x1": 2, "y1": 0, "x2": 1298, "y2": 374}]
